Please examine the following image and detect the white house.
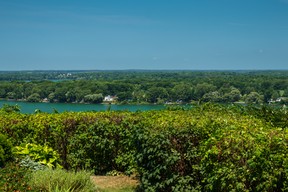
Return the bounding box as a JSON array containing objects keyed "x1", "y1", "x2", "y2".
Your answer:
[{"x1": 103, "y1": 95, "x2": 116, "y2": 102}]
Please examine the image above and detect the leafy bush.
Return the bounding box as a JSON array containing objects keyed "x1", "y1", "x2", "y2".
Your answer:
[
  {"x1": 27, "y1": 93, "x2": 41, "y2": 103},
  {"x1": 1, "y1": 105, "x2": 288, "y2": 191},
  {"x1": 67, "y1": 112, "x2": 138, "y2": 175},
  {"x1": 0, "y1": 133, "x2": 13, "y2": 167},
  {"x1": 0, "y1": 112, "x2": 30, "y2": 146},
  {"x1": 200, "y1": 120, "x2": 288, "y2": 191},
  {"x1": 135, "y1": 105, "x2": 288, "y2": 191},
  {"x1": 19, "y1": 156, "x2": 46, "y2": 171},
  {"x1": 28, "y1": 169, "x2": 97, "y2": 192},
  {"x1": 0, "y1": 162, "x2": 34, "y2": 192},
  {"x1": 246, "y1": 105, "x2": 288, "y2": 128},
  {"x1": 14, "y1": 143, "x2": 62, "y2": 168},
  {"x1": 135, "y1": 109, "x2": 211, "y2": 191},
  {"x1": 0, "y1": 104, "x2": 20, "y2": 113},
  {"x1": 83, "y1": 93, "x2": 104, "y2": 104}
]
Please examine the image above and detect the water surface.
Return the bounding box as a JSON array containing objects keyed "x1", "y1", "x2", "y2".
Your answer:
[{"x1": 0, "y1": 100, "x2": 165, "y2": 113}]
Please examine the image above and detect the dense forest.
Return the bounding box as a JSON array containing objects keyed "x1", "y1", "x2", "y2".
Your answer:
[{"x1": 0, "y1": 70, "x2": 288, "y2": 104}]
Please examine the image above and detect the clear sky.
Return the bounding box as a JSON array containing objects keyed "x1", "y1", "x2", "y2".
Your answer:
[{"x1": 0, "y1": 0, "x2": 288, "y2": 70}]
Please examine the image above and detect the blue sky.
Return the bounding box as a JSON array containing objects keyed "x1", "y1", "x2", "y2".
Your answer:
[{"x1": 0, "y1": 0, "x2": 288, "y2": 70}]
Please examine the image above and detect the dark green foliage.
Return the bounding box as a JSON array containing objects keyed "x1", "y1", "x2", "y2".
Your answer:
[
  {"x1": 199, "y1": 119, "x2": 288, "y2": 191},
  {"x1": 0, "y1": 112, "x2": 31, "y2": 146},
  {"x1": 0, "y1": 133, "x2": 13, "y2": 167},
  {"x1": 0, "y1": 70, "x2": 288, "y2": 104},
  {"x1": 0, "y1": 162, "x2": 34, "y2": 192},
  {"x1": 67, "y1": 112, "x2": 139, "y2": 175},
  {"x1": 27, "y1": 93, "x2": 41, "y2": 102},
  {"x1": 83, "y1": 93, "x2": 104, "y2": 103},
  {"x1": 135, "y1": 126, "x2": 202, "y2": 191},
  {"x1": 0, "y1": 104, "x2": 20, "y2": 113},
  {"x1": 246, "y1": 105, "x2": 288, "y2": 128},
  {"x1": 0, "y1": 105, "x2": 288, "y2": 191},
  {"x1": 134, "y1": 107, "x2": 215, "y2": 191},
  {"x1": 134, "y1": 105, "x2": 288, "y2": 191}
]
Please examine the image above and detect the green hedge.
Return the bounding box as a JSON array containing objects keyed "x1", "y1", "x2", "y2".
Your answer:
[
  {"x1": 0, "y1": 105, "x2": 288, "y2": 191},
  {"x1": 0, "y1": 133, "x2": 13, "y2": 167}
]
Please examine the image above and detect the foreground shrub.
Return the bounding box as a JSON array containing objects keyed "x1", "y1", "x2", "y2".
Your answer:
[
  {"x1": 0, "y1": 162, "x2": 33, "y2": 192},
  {"x1": 14, "y1": 143, "x2": 62, "y2": 168},
  {"x1": 200, "y1": 124, "x2": 288, "y2": 191},
  {"x1": 28, "y1": 169, "x2": 97, "y2": 192},
  {"x1": 135, "y1": 109, "x2": 212, "y2": 191},
  {"x1": 245, "y1": 105, "x2": 288, "y2": 128},
  {"x1": 19, "y1": 156, "x2": 46, "y2": 171},
  {"x1": 0, "y1": 133, "x2": 13, "y2": 167},
  {"x1": 1, "y1": 105, "x2": 288, "y2": 191},
  {"x1": 67, "y1": 112, "x2": 138, "y2": 175},
  {"x1": 135, "y1": 105, "x2": 288, "y2": 191}
]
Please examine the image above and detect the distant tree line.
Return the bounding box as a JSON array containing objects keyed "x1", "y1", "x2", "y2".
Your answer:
[{"x1": 0, "y1": 70, "x2": 288, "y2": 104}]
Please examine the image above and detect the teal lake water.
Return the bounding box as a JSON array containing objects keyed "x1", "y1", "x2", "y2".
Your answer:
[{"x1": 0, "y1": 100, "x2": 165, "y2": 113}]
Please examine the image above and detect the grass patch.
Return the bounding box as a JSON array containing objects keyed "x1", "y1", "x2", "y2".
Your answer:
[{"x1": 29, "y1": 169, "x2": 98, "y2": 192}]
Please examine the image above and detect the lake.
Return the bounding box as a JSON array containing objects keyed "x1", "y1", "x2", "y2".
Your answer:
[{"x1": 0, "y1": 100, "x2": 165, "y2": 113}]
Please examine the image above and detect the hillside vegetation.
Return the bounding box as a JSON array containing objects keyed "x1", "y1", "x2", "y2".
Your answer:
[{"x1": 0, "y1": 104, "x2": 288, "y2": 191}]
